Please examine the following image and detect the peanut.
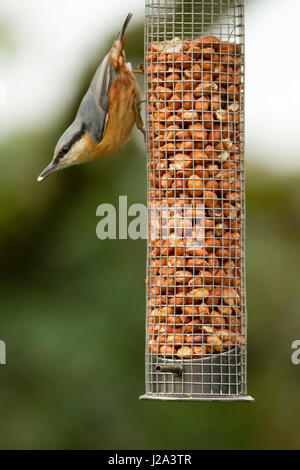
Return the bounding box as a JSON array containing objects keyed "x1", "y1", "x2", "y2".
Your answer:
[
  {"x1": 206, "y1": 335, "x2": 222, "y2": 352},
  {"x1": 187, "y1": 175, "x2": 203, "y2": 196},
  {"x1": 176, "y1": 346, "x2": 193, "y2": 359}
]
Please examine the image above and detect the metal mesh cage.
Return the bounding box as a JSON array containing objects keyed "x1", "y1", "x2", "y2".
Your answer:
[{"x1": 140, "y1": 0, "x2": 253, "y2": 401}]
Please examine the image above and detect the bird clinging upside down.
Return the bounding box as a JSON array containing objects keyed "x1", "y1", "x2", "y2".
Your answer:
[{"x1": 37, "y1": 13, "x2": 145, "y2": 182}]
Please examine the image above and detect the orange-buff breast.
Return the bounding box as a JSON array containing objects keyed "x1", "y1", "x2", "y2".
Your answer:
[{"x1": 90, "y1": 71, "x2": 137, "y2": 163}]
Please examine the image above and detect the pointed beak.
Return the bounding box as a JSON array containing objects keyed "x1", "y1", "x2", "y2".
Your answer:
[{"x1": 37, "y1": 161, "x2": 59, "y2": 182}]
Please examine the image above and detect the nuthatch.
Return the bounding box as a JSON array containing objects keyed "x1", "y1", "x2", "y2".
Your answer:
[{"x1": 38, "y1": 13, "x2": 145, "y2": 182}]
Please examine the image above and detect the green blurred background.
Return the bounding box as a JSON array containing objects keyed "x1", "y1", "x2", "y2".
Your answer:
[{"x1": 0, "y1": 1, "x2": 299, "y2": 450}]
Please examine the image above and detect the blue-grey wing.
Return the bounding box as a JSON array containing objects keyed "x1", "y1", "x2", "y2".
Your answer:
[
  {"x1": 90, "y1": 53, "x2": 115, "y2": 112},
  {"x1": 77, "y1": 53, "x2": 115, "y2": 144}
]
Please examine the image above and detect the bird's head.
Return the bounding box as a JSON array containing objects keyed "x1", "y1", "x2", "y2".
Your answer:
[{"x1": 37, "y1": 120, "x2": 87, "y2": 182}]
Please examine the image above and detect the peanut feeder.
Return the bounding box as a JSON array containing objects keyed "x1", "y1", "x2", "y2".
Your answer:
[{"x1": 140, "y1": 0, "x2": 253, "y2": 401}]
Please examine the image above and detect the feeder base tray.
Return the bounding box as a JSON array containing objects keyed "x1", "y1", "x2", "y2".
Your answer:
[
  {"x1": 141, "y1": 348, "x2": 254, "y2": 400},
  {"x1": 139, "y1": 394, "x2": 254, "y2": 402}
]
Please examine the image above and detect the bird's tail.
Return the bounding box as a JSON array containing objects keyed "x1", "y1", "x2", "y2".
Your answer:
[
  {"x1": 118, "y1": 13, "x2": 133, "y2": 42},
  {"x1": 110, "y1": 13, "x2": 133, "y2": 71}
]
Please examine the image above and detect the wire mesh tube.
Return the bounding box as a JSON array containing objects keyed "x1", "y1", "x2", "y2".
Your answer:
[{"x1": 140, "y1": 0, "x2": 253, "y2": 401}]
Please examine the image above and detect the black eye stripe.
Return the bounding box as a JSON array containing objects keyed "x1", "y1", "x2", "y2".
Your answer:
[
  {"x1": 55, "y1": 123, "x2": 86, "y2": 162},
  {"x1": 59, "y1": 145, "x2": 70, "y2": 157}
]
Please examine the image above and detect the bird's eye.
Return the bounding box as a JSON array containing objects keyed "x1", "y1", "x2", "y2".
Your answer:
[{"x1": 60, "y1": 145, "x2": 70, "y2": 156}]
